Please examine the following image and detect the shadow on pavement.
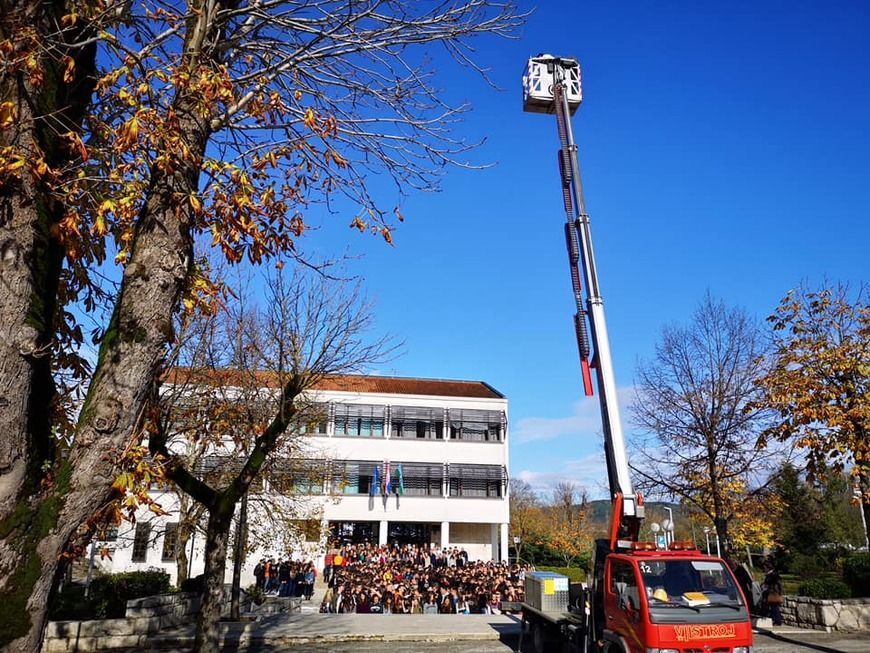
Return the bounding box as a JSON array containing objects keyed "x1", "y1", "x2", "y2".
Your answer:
[{"x1": 757, "y1": 630, "x2": 849, "y2": 653}]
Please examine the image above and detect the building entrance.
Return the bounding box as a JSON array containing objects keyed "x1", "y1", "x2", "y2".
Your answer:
[
  {"x1": 330, "y1": 521, "x2": 379, "y2": 544},
  {"x1": 387, "y1": 522, "x2": 432, "y2": 546}
]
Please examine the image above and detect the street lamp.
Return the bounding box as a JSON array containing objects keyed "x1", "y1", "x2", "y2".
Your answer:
[
  {"x1": 703, "y1": 527, "x2": 711, "y2": 555},
  {"x1": 650, "y1": 522, "x2": 661, "y2": 549},
  {"x1": 662, "y1": 518, "x2": 674, "y2": 548},
  {"x1": 513, "y1": 536, "x2": 521, "y2": 565}
]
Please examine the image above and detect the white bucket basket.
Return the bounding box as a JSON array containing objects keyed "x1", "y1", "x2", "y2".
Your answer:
[{"x1": 522, "y1": 55, "x2": 582, "y2": 115}]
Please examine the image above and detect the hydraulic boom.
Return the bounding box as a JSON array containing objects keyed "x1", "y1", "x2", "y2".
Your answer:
[{"x1": 523, "y1": 55, "x2": 643, "y2": 546}]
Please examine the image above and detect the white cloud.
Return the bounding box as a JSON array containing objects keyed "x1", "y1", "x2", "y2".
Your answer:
[
  {"x1": 515, "y1": 453, "x2": 610, "y2": 499},
  {"x1": 512, "y1": 386, "x2": 636, "y2": 444}
]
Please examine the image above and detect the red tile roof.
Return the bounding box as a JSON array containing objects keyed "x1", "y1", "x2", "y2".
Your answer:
[
  {"x1": 311, "y1": 374, "x2": 504, "y2": 399},
  {"x1": 164, "y1": 368, "x2": 503, "y2": 399}
]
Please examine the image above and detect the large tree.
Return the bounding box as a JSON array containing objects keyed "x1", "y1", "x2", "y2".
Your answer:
[
  {"x1": 630, "y1": 294, "x2": 781, "y2": 555},
  {"x1": 0, "y1": 3, "x2": 524, "y2": 650},
  {"x1": 754, "y1": 283, "x2": 869, "y2": 544}
]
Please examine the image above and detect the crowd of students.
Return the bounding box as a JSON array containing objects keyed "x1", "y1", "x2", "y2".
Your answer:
[
  {"x1": 253, "y1": 558, "x2": 318, "y2": 599},
  {"x1": 319, "y1": 542, "x2": 532, "y2": 614}
]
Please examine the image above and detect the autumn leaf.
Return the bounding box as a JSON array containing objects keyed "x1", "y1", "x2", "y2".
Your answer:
[
  {"x1": 62, "y1": 56, "x2": 75, "y2": 83},
  {"x1": 303, "y1": 107, "x2": 317, "y2": 129},
  {"x1": 0, "y1": 102, "x2": 17, "y2": 129},
  {"x1": 111, "y1": 472, "x2": 133, "y2": 492}
]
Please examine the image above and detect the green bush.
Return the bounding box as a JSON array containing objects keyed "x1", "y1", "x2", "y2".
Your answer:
[
  {"x1": 536, "y1": 566, "x2": 587, "y2": 583},
  {"x1": 89, "y1": 569, "x2": 172, "y2": 618},
  {"x1": 49, "y1": 570, "x2": 172, "y2": 620},
  {"x1": 842, "y1": 552, "x2": 870, "y2": 598},
  {"x1": 797, "y1": 578, "x2": 852, "y2": 600},
  {"x1": 787, "y1": 552, "x2": 825, "y2": 577}
]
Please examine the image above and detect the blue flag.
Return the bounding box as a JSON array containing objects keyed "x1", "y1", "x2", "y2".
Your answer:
[{"x1": 370, "y1": 465, "x2": 379, "y2": 496}]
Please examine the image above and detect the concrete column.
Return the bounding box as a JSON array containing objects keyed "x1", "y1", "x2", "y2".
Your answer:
[
  {"x1": 440, "y1": 521, "x2": 450, "y2": 549},
  {"x1": 490, "y1": 524, "x2": 499, "y2": 561},
  {"x1": 499, "y1": 523, "x2": 509, "y2": 563},
  {"x1": 379, "y1": 520, "x2": 388, "y2": 546}
]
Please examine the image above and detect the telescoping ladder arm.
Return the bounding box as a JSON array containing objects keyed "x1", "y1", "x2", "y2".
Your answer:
[{"x1": 548, "y1": 60, "x2": 643, "y2": 545}]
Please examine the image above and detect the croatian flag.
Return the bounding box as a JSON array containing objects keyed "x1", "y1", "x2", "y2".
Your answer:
[
  {"x1": 396, "y1": 464, "x2": 405, "y2": 496},
  {"x1": 370, "y1": 464, "x2": 380, "y2": 497},
  {"x1": 383, "y1": 461, "x2": 391, "y2": 495}
]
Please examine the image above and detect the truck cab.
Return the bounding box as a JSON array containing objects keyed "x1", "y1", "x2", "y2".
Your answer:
[{"x1": 599, "y1": 544, "x2": 753, "y2": 653}]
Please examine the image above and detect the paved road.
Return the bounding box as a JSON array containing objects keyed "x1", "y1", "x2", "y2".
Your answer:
[{"x1": 144, "y1": 630, "x2": 870, "y2": 653}]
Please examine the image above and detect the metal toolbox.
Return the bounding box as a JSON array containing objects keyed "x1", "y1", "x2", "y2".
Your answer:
[{"x1": 524, "y1": 571, "x2": 570, "y2": 612}]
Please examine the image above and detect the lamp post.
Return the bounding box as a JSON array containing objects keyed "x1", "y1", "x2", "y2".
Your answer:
[
  {"x1": 664, "y1": 506, "x2": 675, "y2": 546},
  {"x1": 513, "y1": 536, "x2": 521, "y2": 565},
  {"x1": 703, "y1": 527, "x2": 711, "y2": 555},
  {"x1": 662, "y1": 518, "x2": 674, "y2": 548},
  {"x1": 854, "y1": 484, "x2": 869, "y2": 551}
]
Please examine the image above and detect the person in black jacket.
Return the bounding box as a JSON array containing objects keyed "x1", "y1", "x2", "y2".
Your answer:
[{"x1": 763, "y1": 561, "x2": 784, "y2": 626}]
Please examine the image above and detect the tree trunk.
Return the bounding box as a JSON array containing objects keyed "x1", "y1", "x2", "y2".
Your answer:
[
  {"x1": 714, "y1": 517, "x2": 729, "y2": 558},
  {"x1": 176, "y1": 523, "x2": 192, "y2": 586},
  {"x1": 229, "y1": 492, "x2": 248, "y2": 620},
  {"x1": 195, "y1": 509, "x2": 232, "y2": 653},
  {"x1": 0, "y1": 90, "x2": 210, "y2": 652},
  {"x1": 0, "y1": 0, "x2": 95, "y2": 518},
  {"x1": 0, "y1": 3, "x2": 96, "y2": 650}
]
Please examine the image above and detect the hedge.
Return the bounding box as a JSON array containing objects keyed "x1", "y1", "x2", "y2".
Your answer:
[
  {"x1": 50, "y1": 569, "x2": 172, "y2": 620},
  {"x1": 797, "y1": 578, "x2": 852, "y2": 600},
  {"x1": 842, "y1": 552, "x2": 869, "y2": 598},
  {"x1": 89, "y1": 569, "x2": 172, "y2": 618},
  {"x1": 536, "y1": 566, "x2": 587, "y2": 583}
]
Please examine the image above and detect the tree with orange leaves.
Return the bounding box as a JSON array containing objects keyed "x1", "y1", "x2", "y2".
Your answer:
[
  {"x1": 754, "y1": 283, "x2": 869, "y2": 547},
  {"x1": 0, "y1": 3, "x2": 525, "y2": 651}
]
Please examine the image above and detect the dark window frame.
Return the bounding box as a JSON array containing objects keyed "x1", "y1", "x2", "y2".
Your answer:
[
  {"x1": 161, "y1": 523, "x2": 179, "y2": 562},
  {"x1": 131, "y1": 523, "x2": 151, "y2": 563}
]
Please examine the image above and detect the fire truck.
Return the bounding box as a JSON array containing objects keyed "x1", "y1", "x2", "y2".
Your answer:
[{"x1": 517, "y1": 55, "x2": 754, "y2": 653}]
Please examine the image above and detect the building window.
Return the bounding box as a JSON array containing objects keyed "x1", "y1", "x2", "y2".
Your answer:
[
  {"x1": 447, "y1": 464, "x2": 505, "y2": 498},
  {"x1": 391, "y1": 406, "x2": 443, "y2": 440},
  {"x1": 269, "y1": 461, "x2": 325, "y2": 495},
  {"x1": 131, "y1": 523, "x2": 151, "y2": 563},
  {"x1": 331, "y1": 460, "x2": 378, "y2": 495},
  {"x1": 294, "y1": 403, "x2": 329, "y2": 435},
  {"x1": 394, "y1": 462, "x2": 444, "y2": 496},
  {"x1": 162, "y1": 523, "x2": 179, "y2": 562},
  {"x1": 449, "y1": 477, "x2": 502, "y2": 497},
  {"x1": 334, "y1": 404, "x2": 385, "y2": 437},
  {"x1": 448, "y1": 409, "x2": 505, "y2": 442}
]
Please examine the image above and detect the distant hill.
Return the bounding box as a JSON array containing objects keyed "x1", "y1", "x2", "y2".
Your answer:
[{"x1": 585, "y1": 499, "x2": 683, "y2": 523}]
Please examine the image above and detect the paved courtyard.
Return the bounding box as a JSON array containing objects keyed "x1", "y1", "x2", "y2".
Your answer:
[{"x1": 119, "y1": 625, "x2": 870, "y2": 652}]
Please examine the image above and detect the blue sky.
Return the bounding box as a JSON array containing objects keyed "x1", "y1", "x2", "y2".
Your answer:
[{"x1": 290, "y1": 1, "x2": 870, "y2": 497}]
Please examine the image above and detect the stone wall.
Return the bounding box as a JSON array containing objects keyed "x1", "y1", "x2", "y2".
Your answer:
[
  {"x1": 780, "y1": 595, "x2": 870, "y2": 632},
  {"x1": 44, "y1": 592, "x2": 200, "y2": 652}
]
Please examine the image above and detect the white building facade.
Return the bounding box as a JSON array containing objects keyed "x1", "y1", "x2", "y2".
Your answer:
[{"x1": 99, "y1": 374, "x2": 510, "y2": 585}]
